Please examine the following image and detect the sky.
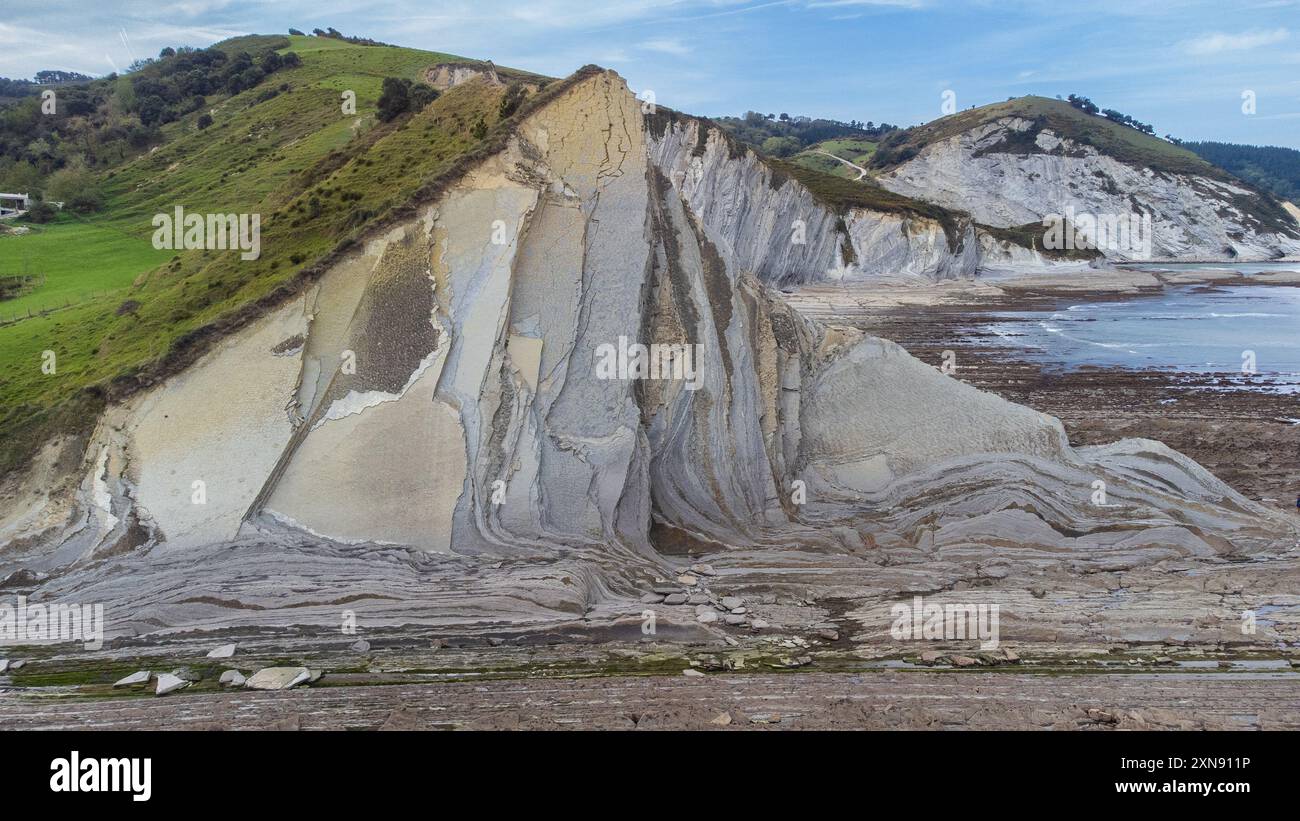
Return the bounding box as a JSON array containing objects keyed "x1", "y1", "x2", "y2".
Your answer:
[{"x1": 3, "y1": 0, "x2": 1299, "y2": 148}]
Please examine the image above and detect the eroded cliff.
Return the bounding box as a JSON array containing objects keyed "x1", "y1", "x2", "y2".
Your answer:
[
  {"x1": 1, "y1": 70, "x2": 1295, "y2": 643},
  {"x1": 878, "y1": 114, "x2": 1300, "y2": 261}
]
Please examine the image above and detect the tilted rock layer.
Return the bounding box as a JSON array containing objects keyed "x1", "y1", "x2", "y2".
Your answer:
[
  {"x1": 646, "y1": 115, "x2": 981, "y2": 282},
  {"x1": 879, "y1": 116, "x2": 1300, "y2": 261},
  {"x1": 1, "y1": 71, "x2": 1295, "y2": 639}
]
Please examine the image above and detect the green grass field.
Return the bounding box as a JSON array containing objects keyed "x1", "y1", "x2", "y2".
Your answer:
[
  {"x1": 791, "y1": 138, "x2": 877, "y2": 180},
  {"x1": 0, "y1": 216, "x2": 174, "y2": 318},
  {"x1": 880, "y1": 96, "x2": 1218, "y2": 177},
  {"x1": 0, "y1": 34, "x2": 517, "y2": 476}
]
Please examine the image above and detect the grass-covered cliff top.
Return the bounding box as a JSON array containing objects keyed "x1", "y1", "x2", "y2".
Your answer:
[
  {"x1": 871, "y1": 96, "x2": 1223, "y2": 178},
  {"x1": 0, "y1": 34, "x2": 556, "y2": 478},
  {"x1": 644, "y1": 106, "x2": 969, "y2": 248}
]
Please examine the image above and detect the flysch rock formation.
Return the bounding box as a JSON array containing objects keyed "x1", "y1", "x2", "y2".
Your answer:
[
  {"x1": 878, "y1": 116, "x2": 1300, "y2": 262},
  {"x1": 424, "y1": 62, "x2": 503, "y2": 90},
  {"x1": 1285, "y1": 201, "x2": 1300, "y2": 226},
  {"x1": 646, "y1": 113, "x2": 981, "y2": 282},
  {"x1": 1, "y1": 69, "x2": 1297, "y2": 645}
]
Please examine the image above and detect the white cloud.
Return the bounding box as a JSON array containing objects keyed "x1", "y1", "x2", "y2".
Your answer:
[
  {"x1": 1180, "y1": 28, "x2": 1289, "y2": 55},
  {"x1": 806, "y1": 0, "x2": 925, "y2": 8},
  {"x1": 638, "y1": 38, "x2": 690, "y2": 56}
]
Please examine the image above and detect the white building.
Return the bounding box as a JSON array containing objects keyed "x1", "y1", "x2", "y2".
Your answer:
[{"x1": 0, "y1": 192, "x2": 31, "y2": 218}]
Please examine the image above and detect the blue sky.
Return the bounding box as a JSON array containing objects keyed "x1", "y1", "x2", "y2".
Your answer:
[{"x1": 5, "y1": 0, "x2": 1299, "y2": 147}]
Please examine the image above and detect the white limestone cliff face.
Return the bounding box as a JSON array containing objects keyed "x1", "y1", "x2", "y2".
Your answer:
[
  {"x1": 879, "y1": 116, "x2": 1300, "y2": 261},
  {"x1": 973, "y1": 226, "x2": 1099, "y2": 276},
  {"x1": 646, "y1": 115, "x2": 979, "y2": 282},
  {"x1": 425, "y1": 62, "x2": 503, "y2": 90},
  {"x1": 1, "y1": 71, "x2": 1294, "y2": 637},
  {"x1": 841, "y1": 208, "x2": 979, "y2": 279}
]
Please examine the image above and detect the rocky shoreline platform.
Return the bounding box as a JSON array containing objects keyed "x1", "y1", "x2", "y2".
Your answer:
[
  {"x1": 785, "y1": 273, "x2": 1300, "y2": 515},
  {"x1": 3, "y1": 66, "x2": 1298, "y2": 730},
  {"x1": 3, "y1": 627, "x2": 1300, "y2": 730},
  {"x1": 4, "y1": 272, "x2": 1300, "y2": 731}
]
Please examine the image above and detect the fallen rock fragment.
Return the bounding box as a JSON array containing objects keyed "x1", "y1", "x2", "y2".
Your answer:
[
  {"x1": 245, "y1": 666, "x2": 311, "y2": 690},
  {"x1": 682, "y1": 668, "x2": 705, "y2": 677},
  {"x1": 113, "y1": 670, "x2": 151, "y2": 688},
  {"x1": 154, "y1": 673, "x2": 190, "y2": 696},
  {"x1": 950, "y1": 655, "x2": 979, "y2": 667},
  {"x1": 351, "y1": 639, "x2": 371, "y2": 652},
  {"x1": 206, "y1": 643, "x2": 237, "y2": 659},
  {"x1": 219, "y1": 670, "x2": 246, "y2": 687},
  {"x1": 710, "y1": 712, "x2": 732, "y2": 726}
]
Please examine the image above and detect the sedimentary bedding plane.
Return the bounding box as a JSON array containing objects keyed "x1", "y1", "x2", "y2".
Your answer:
[{"x1": 1, "y1": 68, "x2": 1297, "y2": 653}]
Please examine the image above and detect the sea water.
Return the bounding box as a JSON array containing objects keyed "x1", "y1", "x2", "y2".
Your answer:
[{"x1": 980, "y1": 282, "x2": 1300, "y2": 394}]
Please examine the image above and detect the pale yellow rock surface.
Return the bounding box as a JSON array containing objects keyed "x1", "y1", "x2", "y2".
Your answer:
[{"x1": 122, "y1": 298, "x2": 308, "y2": 550}]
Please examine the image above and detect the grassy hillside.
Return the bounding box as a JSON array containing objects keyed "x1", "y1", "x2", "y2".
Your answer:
[
  {"x1": 714, "y1": 112, "x2": 894, "y2": 160},
  {"x1": 0, "y1": 216, "x2": 173, "y2": 317},
  {"x1": 791, "y1": 138, "x2": 877, "y2": 179},
  {"x1": 767, "y1": 159, "x2": 966, "y2": 251},
  {"x1": 1184, "y1": 141, "x2": 1300, "y2": 204},
  {"x1": 871, "y1": 96, "x2": 1222, "y2": 178},
  {"x1": 0, "y1": 34, "x2": 528, "y2": 477},
  {"x1": 867, "y1": 95, "x2": 1299, "y2": 236}
]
